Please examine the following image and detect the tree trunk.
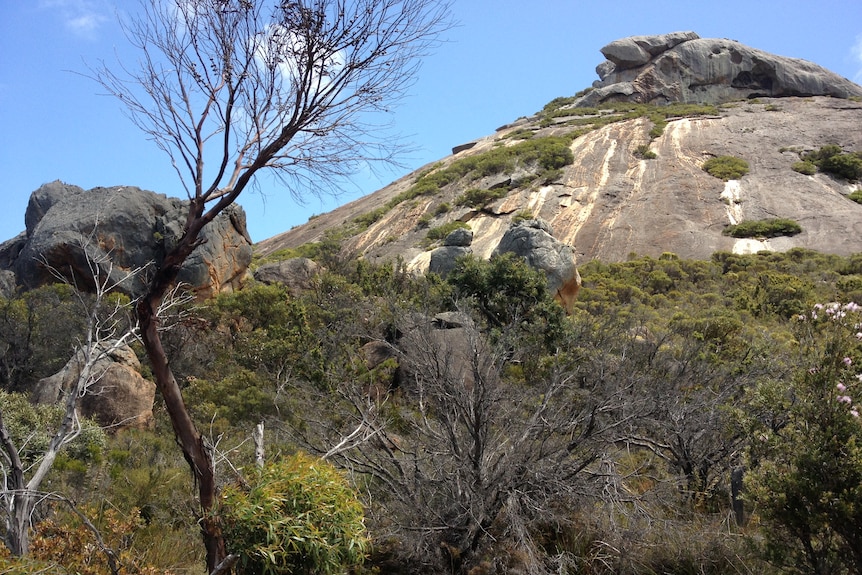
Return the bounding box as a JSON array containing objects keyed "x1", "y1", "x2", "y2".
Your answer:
[
  {"x1": 5, "y1": 492, "x2": 31, "y2": 557},
  {"x1": 0, "y1": 409, "x2": 29, "y2": 556},
  {"x1": 137, "y1": 242, "x2": 226, "y2": 571}
]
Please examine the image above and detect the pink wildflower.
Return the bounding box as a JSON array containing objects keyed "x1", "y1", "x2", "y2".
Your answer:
[
  {"x1": 838, "y1": 395, "x2": 853, "y2": 404},
  {"x1": 845, "y1": 357, "x2": 853, "y2": 366},
  {"x1": 852, "y1": 409, "x2": 860, "y2": 418},
  {"x1": 838, "y1": 383, "x2": 848, "y2": 392}
]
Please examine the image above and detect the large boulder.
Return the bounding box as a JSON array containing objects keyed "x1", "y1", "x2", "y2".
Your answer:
[
  {"x1": 429, "y1": 228, "x2": 473, "y2": 278},
  {"x1": 32, "y1": 341, "x2": 156, "y2": 430},
  {"x1": 7, "y1": 181, "x2": 253, "y2": 298},
  {"x1": 252, "y1": 257, "x2": 322, "y2": 296},
  {"x1": 492, "y1": 219, "x2": 581, "y2": 313},
  {"x1": 579, "y1": 32, "x2": 862, "y2": 107}
]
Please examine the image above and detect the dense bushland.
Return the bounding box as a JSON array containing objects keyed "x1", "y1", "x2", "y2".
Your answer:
[{"x1": 3, "y1": 247, "x2": 862, "y2": 573}]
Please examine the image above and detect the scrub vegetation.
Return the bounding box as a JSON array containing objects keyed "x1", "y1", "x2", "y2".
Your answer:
[{"x1": 5, "y1": 247, "x2": 862, "y2": 574}]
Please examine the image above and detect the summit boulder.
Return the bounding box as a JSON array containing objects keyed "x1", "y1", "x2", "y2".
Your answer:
[{"x1": 580, "y1": 32, "x2": 862, "y2": 107}]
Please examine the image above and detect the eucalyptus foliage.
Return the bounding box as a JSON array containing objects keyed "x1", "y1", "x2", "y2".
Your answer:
[{"x1": 218, "y1": 453, "x2": 368, "y2": 575}]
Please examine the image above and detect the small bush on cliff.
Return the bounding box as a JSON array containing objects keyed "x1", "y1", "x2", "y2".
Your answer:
[
  {"x1": 425, "y1": 221, "x2": 470, "y2": 245},
  {"x1": 703, "y1": 156, "x2": 750, "y2": 180},
  {"x1": 821, "y1": 152, "x2": 862, "y2": 181},
  {"x1": 634, "y1": 144, "x2": 657, "y2": 159},
  {"x1": 849, "y1": 189, "x2": 862, "y2": 204},
  {"x1": 219, "y1": 453, "x2": 368, "y2": 575},
  {"x1": 722, "y1": 218, "x2": 802, "y2": 239},
  {"x1": 800, "y1": 145, "x2": 862, "y2": 181},
  {"x1": 792, "y1": 160, "x2": 817, "y2": 175},
  {"x1": 455, "y1": 188, "x2": 507, "y2": 209}
]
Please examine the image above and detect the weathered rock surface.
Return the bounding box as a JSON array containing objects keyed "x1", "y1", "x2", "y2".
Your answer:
[
  {"x1": 492, "y1": 220, "x2": 581, "y2": 312},
  {"x1": 32, "y1": 341, "x2": 155, "y2": 430},
  {"x1": 252, "y1": 257, "x2": 321, "y2": 295},
  {"x1": 428, "y1": 228, "x2": 473, "y2": 277},
  {"x1": 256, "y1": 36, "x2": 862, "y2": 289},
  {"x1": 6, "y1": 181, "x2": 253, "y2": 298},
  {"x1": 0, "y1": 270, "x2": 16, "y2": 299},
  {"x1": 581, "y1": 32, "x2": 862, "y2": 107},
  {"x1": 258, "y1": 95, "x2": 862, "y2": 267}
]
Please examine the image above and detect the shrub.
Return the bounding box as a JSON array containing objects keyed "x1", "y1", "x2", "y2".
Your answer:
[
  {"x1": 455, "y1": 188, "x2": 507, "y2": 209},
  {"x1": 702, "y1": 156, "x2": 749, "y2": 180},
  {"x1": 742, "y1": 303, "x2": 862, "y2": 573},
  {"x1": 802, "y1": 144, "x2": 843, "y2": 163},
  {"x1": 634, "y1": 144, "x2": 657, "y2": 159},
  {"x1": 849, "y1": 189, "x2": 862, "y2": 204},
  {"x1": 820, "y1": 152, "x2": 862, "y2": 181},
  {"x1": 512, "y1": 209, "x2": 534, "y2": 224},
  {"x1": 722, "y1": 218, "x2": 802, "y2": 239},
  {"x1": 425, "y1": 221, "x2": 470, "y2": 244},
  {"x1": 219, "y1": 453, "x2": 368, "y2": 575},
  {"x1": 791, "y1": 160, "x2": 817, "y2": 175},
  {"x1": 798, "y1": 145, "x2": 862, "y2": 181}
]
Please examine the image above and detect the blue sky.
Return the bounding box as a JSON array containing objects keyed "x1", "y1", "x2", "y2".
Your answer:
[{"x1": 1, "y1": 0, "x2": 861, "y2": 244}]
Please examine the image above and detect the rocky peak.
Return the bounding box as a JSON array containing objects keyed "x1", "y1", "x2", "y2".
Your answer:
[{"x1": 578, "y1": 32, "x2": 862, "y2": 107}]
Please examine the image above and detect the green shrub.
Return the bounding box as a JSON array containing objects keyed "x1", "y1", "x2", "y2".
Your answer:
[
  {"x1": 742, "y1": 303, "x2": 862, "y2": 573},
  {"x1": 219, "y1": 453, "x2": 368, "y2": 575},
  {"x1": 703, "y1": 156, "x2": 750, "y2": 180},
  {"x1": 797, "y1": 145, "x2": 862, "y2": 181},
  {"x1": 425, "y1": 221, "x2": 470, "y2": 244},
  {"x1": 512, "y1": 209, "x2": 534, "y2": 224},
  {"x1": 791, "y1": 160, "x2": 817, "y2": 175},
  {"x1": 634, "y1": 144, "x2": 657, "y2": 159},
  {"x1": 0, "y1": 391, "x2": 106, "y2": 465},
  {"x1": 722, "y1": 218, "x2": 802, "y2": 239},
  {"x1": 849, "y1": 189, "x2": 862, "y2": 204},
  {"x1": 820, "y1": 152, "x2": 862, "y2": 181},
  {"x1": 455, "y1": 188, "x2": 507, "y2": 209},
  {"x1": 802, "y1": 144, "x2": 843, "y2": 163}
]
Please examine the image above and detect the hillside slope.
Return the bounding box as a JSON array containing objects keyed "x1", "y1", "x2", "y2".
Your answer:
[
  {"x1": 257, "y1": 96, "x2": 862, "y2": 267},
  {"x1": 257, "y1": 32, "x2": 862, "y2": 268}
]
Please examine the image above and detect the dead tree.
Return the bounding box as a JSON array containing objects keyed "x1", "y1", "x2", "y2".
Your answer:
[
  {"x1": 0, "y1": 246, "x2": 142, "y2": 558},
  {"x1": 90, "y1": 0, "x2": 451, "y2": 569}
]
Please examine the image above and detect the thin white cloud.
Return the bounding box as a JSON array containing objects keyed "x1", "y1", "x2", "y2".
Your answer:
[{"x1": 39, "y1": 0, "x2": 108, "y2": 39}]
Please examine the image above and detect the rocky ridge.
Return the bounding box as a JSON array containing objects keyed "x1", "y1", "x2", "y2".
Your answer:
[{"x1": 257, "y1": 33, "x2": 862, "y2": 268}]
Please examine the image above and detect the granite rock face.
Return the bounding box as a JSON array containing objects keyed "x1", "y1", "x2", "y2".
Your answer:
[
  {"x1": 492, "y1": 220, "x2": 581, "y2": 313},
  {"x1": 32, "y1": 341, "x2": 156, "y2": 430},
  {"x1": 429, "y1": 228, "x2": 474, "y2": 278},
  {"x1": 253, "y1": 257, "x2": 322, "y2": 296},
  {"x1": 6, "y1": 181, "x2": 253, "y2": 298},
  {"x1": 580, "y1": 32, "x2": 862, "y2": 107}
]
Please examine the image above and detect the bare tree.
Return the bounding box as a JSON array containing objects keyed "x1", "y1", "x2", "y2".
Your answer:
[
  {"x1": 292, "y1": 312, "x2": 636, "y2": 574},
  {"x1": 0, "y1": 245, "x2": 142, "y2": 559},
  {"x1": 91, "y1": 0, "x2": 451, "y2": 569}
]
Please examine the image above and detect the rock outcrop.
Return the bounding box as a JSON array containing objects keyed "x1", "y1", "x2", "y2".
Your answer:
[
  {"x1": 32, "y1": 341, "x2": 156, "y2": 430},
  {"x1": 578, "y1": 32, "x2": 862, "y2": 107},
  {"x1": 5, "y1": 181, "x2": 253, "y2": 298},
  {"x1": 252, "y1": 257, "x2": 322, "y2": 295},
  {"x1": 428, "y1": 228, "x2": 473, "y2": 277},
  {"x1": 492, "y1": 220, "x2": 581, "y2": 313}
]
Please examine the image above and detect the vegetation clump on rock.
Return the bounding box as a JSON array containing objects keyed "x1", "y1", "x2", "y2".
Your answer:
[
  {"x1": 795, "y1": 144, "x2": 862, "y2": 181},
  {"x1": 722, "y1": 218, "x2": 802, "y2": 238},
  {"x1": 703, "y1": 155, "x2": 750, "y2": 180}
]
